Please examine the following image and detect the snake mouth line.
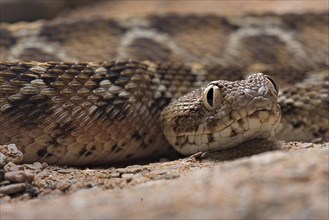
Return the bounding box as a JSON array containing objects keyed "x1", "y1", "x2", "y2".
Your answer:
[
  {"x1": 165, "y1": 107, "x2": 280, "y2": 156},
  {"x1": 170, "y1": 107, "x2": 277, "y2": 138}
]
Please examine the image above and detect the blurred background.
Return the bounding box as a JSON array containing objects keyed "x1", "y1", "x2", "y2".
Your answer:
[{"x1": 1, "y1": 0, "x2": 328, "y2": 23}]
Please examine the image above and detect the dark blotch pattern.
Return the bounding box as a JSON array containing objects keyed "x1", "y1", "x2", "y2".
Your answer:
[
  {"x1": 132, "y1": 132, "x2": 142, "y2": 140},
  {"x1": 18, "y1": 48, "x2": 59, "y2": 62},
  {"x1": 111, "y1": 144, "x2": 122, "y2": 153},
  {"x1": 37, "y1": 149, "x2": 47, "y2": 157},
  {"x1": 39, "y1": 19, "x2": 126, "y2": 43},
  {"x1": 0, "y1": 28, "x2": 16, "y2": 48},
  {"x1": 148, "y1": 14, "x2": 238, "y2": 35},
  {"x1": 127, "y1": 38, "x2": 172, "y2": 62},
  {"x1": 4, "y1": 95, "x2": 53, "y2": 129},
  {"x1": 207, "y1": 133, "x2": 214, "y2": 143}
]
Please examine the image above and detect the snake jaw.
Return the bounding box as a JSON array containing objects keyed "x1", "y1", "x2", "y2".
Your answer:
[{"x1": 161, "y1": 73, "x2": 281, "y2": 155}]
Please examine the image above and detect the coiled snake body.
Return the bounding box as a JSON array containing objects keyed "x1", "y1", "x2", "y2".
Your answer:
[{"x1": 0, "y1": 13, "x2": 328, "y2": 165}]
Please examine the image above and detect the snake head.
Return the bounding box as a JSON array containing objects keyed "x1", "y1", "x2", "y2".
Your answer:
[{"x1": 161, "y1": 73, "x2": 281, "y2": 155}]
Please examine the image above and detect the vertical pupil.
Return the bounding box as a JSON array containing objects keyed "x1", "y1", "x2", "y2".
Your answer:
[
  {"x1": 207, "y1": 87, "x2": 214, "y2": 107},
  {"x1": 265, "y1": 75, "x2": 279, "y2": 93}
]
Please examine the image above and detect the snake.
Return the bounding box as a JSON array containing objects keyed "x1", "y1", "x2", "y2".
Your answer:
[{"x1": 0, "y1": 13, "x2": 328, "y2": 165}]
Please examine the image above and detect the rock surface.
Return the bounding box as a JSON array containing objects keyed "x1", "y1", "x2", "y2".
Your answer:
[{"x1": 1, "y1": 142, "x2": 328, "y2": 219}]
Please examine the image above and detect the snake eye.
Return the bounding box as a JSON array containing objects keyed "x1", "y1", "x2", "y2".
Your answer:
[
  {"x1": 265, "y1": 75, "x2": 279, "y2": 93},
  {"x1": 202, "y1": 85, "x2": 221, "y2": 111}
]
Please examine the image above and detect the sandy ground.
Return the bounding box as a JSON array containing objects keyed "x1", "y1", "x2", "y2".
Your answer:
[{"x1": 1, "y1": 141, "x2": 328, "y2": 219}]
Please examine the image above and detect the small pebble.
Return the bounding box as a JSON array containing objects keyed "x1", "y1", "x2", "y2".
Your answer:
[
  {"x1": 121, "y1": 173, "x2": 135, "y2": 179},
  {"x1": 0, "y1": 180, "x2": 10, "y2": 186},
  {"x1": 110, "y1": 172, "x2": 120, "y2": 178},
  {"x1": 57, "y1": 169, "x2": 73, "y2": 174},
  {"x1": 5, "y1": 170, "x2": 35, "y2": 183},
  {"x1": 0, "y1": 153, "x2": 6, "y2": 168},
  {"x1": 34, "y1": 162, "x2": 43, "y2": 169},
  {"x1": 4, "y1": 162, "x2": 22, "y2": 173},
  {"x1": 25, "y1": 162, "x2": 43, "y2": 170},
  {"x1": 42, "y1": 162, "x2": 48, "y2": 168},
  {"x1": 299, "y1": 143, "x2": 313, "y2": 148},
  {"x1": 57, "y1": 182, "x2": 71, "y2": 192},
  {"x1": 0, "y1": 183, "x2": 26, "y2": 195},
  {"x1": 152, "y1": 170, "x2": 168, "y2": 175},
  {"x1": 0, "y1": 144, "x2": 24, "y2": 164}
]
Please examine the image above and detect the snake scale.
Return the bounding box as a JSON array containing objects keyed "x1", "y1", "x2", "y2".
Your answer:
[{"x1": 0, "y1": 13, "x2": 328, "y2": 165}]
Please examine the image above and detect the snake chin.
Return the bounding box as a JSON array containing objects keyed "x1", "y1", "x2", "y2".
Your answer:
[{"x1": 165, "y1": 106, "x2": 281, "y2": 156}]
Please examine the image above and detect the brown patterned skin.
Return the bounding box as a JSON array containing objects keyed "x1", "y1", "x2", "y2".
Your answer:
[
  {"x1": 0, "y1": 13, "x2": 328, "y2": 165},
  {"x1": 0, "y1": 61, "x2": 203, "y2": 165}
]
